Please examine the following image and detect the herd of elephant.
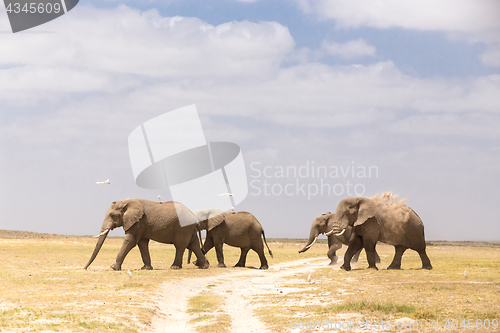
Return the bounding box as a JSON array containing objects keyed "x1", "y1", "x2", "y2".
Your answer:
[{"x1": 84, "y1": 194, "x2": 432, "y2": 272}]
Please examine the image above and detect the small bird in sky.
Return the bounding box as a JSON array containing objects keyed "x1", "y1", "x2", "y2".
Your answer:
[
  {"x1": 96, "y1": 179, "x2": 110, "y2": 185},
  {"x1": 464, "y1": 269, "x2": 468, "y2": 279},
  {"x1": 219, "y1": 193, "x2": 233, "y2": 196}
]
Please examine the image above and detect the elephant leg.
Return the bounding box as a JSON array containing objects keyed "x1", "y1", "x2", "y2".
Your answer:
[
  {"x1": 387, "y1": 245, "x2": 407, "y2": 269},
  {"x1": 214, "y1": 242, "x2": 226, "y2": 268},
  {"x1": 327, "y1": 235, "x2": 341, "y2": 265},
  {"x1": 112, "y1": 233, "x2": 137, "y2": 271},
  {"x1": 363, "y1": 239, "x2": 378, "y2": 270},
  {"x1": 417, "y1": 249, "x2": 432, "y2": 270},
  {"x1": 193, "y1": 236, "x2": 214, "y2": 266},
  {"x1": 350, "y1": 249, "x2": 362, "y2": 263},
  {"x1": 171, "y1": 245, "x2": 185, "y2": 269},
  {"x1": 326, "y1": 246, "x2": 339, "y2": 265},
  {"x1": 137, "y1": 238, "x2": 153, "y2": 270},
  {"x1": 187, "y1": 239, "x2": 209, "y2": 269},
  {"x1": 254, "y1": 247, "x2": 268, "y2": 270},
  {"x1": 341, "y1": 237, "x2": 363, "y2": 271},
  {"x1": 203, "y1": 236, "x2": 215, "y2": 254},
  {"x1": 235, "y1": 247, "x2": 250, "y2": 267}
]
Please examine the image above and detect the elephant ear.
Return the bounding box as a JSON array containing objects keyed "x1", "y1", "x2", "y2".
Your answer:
[
  {"x1": 122, "y1": 200, "x2": 144, "y2": 231},
  {"x1": 353, "y1": 198, "x2": 377, "y2": 227},
  {"x1": 207, "y1": 213, "x2": 225, "y2": 232}
]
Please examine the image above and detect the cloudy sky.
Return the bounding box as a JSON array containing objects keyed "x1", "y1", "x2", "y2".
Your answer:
[{"x1": 1, "y1": 0, "x2": 499, "y2": 241}]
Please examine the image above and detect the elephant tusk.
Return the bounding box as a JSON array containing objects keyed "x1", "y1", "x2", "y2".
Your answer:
[
  {"x1": 325, "y1": 229, "x2": 335, "y2": 236},
  {"x1": 304, "y1": 236, "x2": 318, "y2": 249},
  {"x1": 334, "y1": 229, "x2": 346, "y2": 237},
  {"x1": 94, "y1": 229, "x2": 110, "y2": 238}
]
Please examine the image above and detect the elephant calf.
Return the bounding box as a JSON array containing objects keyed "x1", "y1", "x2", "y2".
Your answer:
[{"x1": 190, "y1": 209, "x2": 273, "y2": 269}]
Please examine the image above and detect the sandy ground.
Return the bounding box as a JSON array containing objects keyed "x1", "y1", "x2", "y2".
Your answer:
[{"x1": 150, "y1": 257, "x2": 329, "y2": 333}]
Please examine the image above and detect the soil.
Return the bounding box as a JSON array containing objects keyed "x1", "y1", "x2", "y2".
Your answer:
[{"x1": 150, "y1": 257, "x2": 328, "y2": 333}]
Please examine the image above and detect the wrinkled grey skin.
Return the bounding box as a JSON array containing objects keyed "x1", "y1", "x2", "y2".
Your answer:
[
  {"x1": 188, "y1": 209, "x2": 273, "y2": 269},
  {"x1": 84, "y1": 199, "x2": 209, "y2": 271},
  {"x1": 299, "y1": 212, "x2": 380, "y2": 265},
  {"x1": 328, "y1": 197, "x2": 432, "y2": 271}
]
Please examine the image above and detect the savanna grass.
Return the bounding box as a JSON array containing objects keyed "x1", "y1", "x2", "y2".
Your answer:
[
  {"x1": 254, "y1": 242, "x2": 500, "y2": 332},
  {"x1": 0, "y1": 236, "x2": 322, "y2": 332}
]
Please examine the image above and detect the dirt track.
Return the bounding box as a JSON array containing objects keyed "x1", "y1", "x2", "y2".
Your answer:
[{"x1": 151, "y1": 257, "x2": 328, "y2": 332}]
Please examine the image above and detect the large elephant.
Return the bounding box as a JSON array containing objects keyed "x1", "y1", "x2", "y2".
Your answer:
[
  {"x1": 84, "y1": 199, "x2": 209, "y2": 271},
  {"x1": 298, "y1": 212, "x2": 380, "y2": 265},
  {"x1": 326, "y1": 197, "x2": 432, "y2": 271},
  {"x1": 188, "y1": 209, "x2": 273, "y2": 269}
]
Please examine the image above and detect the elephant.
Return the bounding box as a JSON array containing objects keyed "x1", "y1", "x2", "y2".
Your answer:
[
  {"x1": 84, "y1": 199, "x2": 209, "y2": 271},
  {"x1": 188, "y1": 209, "x2": 273, "y2": 269},
  {"x1": 299, "y1": 212, "x2": 380, "y2": 265},
  {"x1": 326, "y1": 197, "x2": 432, "y2": 271}
]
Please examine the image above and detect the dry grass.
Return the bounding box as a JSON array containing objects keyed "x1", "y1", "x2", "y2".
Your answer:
[
  {"x1": 254, "y1": 243, "x2": 500, "y2": 332},
  {"x1": 0, "y1": 235, "x2": 322, "y2": 332},
  {"x1": 187, "y1": 293, "x2": 231, "y2": 333},
  {"x1": 1, "y1": 235, "x2": 498, "y2": 332}
]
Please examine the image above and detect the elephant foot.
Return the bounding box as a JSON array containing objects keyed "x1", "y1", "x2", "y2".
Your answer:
[
  {"x1": 422, "y1": 265, "x2": 433, "y2": 270},
  {"x1": 110, "y1": 263, "x2": 121, "y2": 271},
  {"x1": 340, "y1": 264, "x2": 351, "y2": 271},
  {"x1": 387, "y1": 264, "x2": 401, "y2": 270},
  {"x1": 141, "y1": 265, "x2": 153, "y2": 270},
  {"x1": 328, "y1": 256, "x2": 339, "y2": 265},
  {"x1": 367, "y1": 266, "x2": 379, "y2": 270},
  {"x1": 195, "y1": 261, "x2": 210, "y2": 269},
  {"x1": 216, "y1": 263, "x2": 227, "y2": 268},
  {"x1": 259, "y1": 265, "x2": 269, "y2": 270},
  {"x1": 170, "y1": 265, "x2": 182, "y2": 270},
  {"x1": 234, "y1": 263, "x2": 245, "y2": 268}
]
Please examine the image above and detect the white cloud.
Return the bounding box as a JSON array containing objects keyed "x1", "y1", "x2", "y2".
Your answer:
[
  {"x1": 321, "y1": 38, "x2": 376, "y2": 59},
  {"x1": 1, "y1": 5, "x2": 294, "y2": 79},
  {"x1": 296, "y1": 0, "x2": 500, "y2": 31},
  {"x1": 1, "y1": 5, "x2": 499, "y2": 239},
  {"x1": 296, "y1": 0, "x2": 500, "y2": 67}
]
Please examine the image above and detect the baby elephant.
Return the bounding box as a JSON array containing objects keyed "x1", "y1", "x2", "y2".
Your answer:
[{"x1": 189, "y1": 209, "x2": 273, "y2": 269}]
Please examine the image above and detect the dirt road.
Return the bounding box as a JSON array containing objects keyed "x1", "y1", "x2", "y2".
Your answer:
[{"x1": 150, "y1": 257, "x2": 330, "y2": 332}]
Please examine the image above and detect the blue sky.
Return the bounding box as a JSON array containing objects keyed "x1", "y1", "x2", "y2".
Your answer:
[{"x1": 0, "y1": 0, "x2": 499, "y2": 241}]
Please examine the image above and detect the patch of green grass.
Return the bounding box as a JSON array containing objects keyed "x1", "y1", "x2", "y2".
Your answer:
[
  {"x1": 331, "y1": 300, "x2": 417, "y2": 316},
  {"x1": 187, "y1": 294, "x2": 223, "y2": 314},
  {"x1": 115, "y1": 283, "x2": 145, "y2": 291},
  {"x1": 78, "y1": 321, "x2": 137, "y2": 332},
  {"x1": 187, "y1": 293, "x2": 231, "y2": 333}
]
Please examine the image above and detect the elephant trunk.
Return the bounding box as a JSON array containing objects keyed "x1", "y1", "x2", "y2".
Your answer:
[
  {"x1": 299, "y1": 233, "x2": 318, "y2": 253},
  {"x1": 84, "y1": 228, "x2": 110, "y2": 269}
]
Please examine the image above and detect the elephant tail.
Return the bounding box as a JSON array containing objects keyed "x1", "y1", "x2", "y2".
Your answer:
[{"x1": 261, "y1": 230, "x2": 273, "y2": 258}]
